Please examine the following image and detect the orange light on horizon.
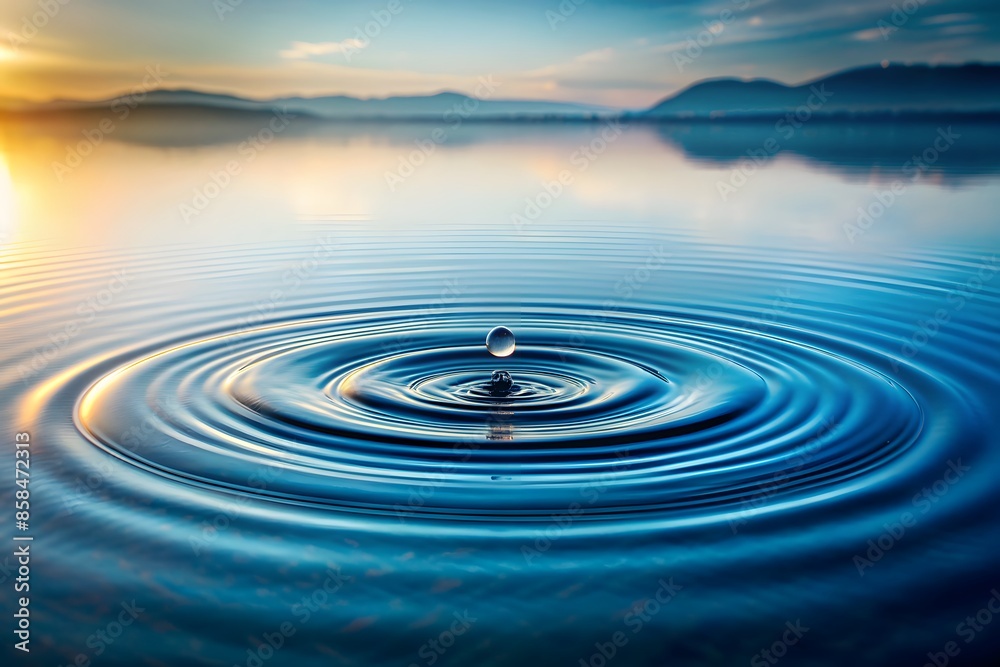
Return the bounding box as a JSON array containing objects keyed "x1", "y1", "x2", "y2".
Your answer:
[{"x1": 0, "y1": 153, "x2": 15, "y2": 244}]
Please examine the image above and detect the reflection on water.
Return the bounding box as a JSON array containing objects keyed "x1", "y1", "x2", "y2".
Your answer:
[
  {"x1": 653, "y1": 118, "x2": 1000, "y2": 179},
  {"x1": 2, "y1": 111, "x2": 999, "y2": 666}
]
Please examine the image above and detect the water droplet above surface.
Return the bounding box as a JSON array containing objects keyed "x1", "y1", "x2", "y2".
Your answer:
[{"x1": 486, "y1": 326, "x2": 515, "y2": 357}]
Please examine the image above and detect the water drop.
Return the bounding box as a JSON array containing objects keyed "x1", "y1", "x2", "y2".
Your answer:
[
  {"x1": 486, "y1": 326, "x2": 515, "y2": 357},
  {"x1": 491, "y1": 370, "x2": 513, "y2": 393}
]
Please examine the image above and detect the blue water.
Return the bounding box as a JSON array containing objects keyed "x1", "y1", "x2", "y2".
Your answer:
[{"x1": 2, "y1": 114, "x2": 1000, "y2": 666}]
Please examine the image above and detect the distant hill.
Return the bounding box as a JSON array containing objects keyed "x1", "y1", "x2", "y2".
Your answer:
[
  {"x1": 13, "y1": 89, "x2": 613, "y2": 120},
  {"x1": 644, "y1": 63, "x2": 1000, "y2": 118},
  {"x1": 4, "y1": 63, "x2": 998, "y2": 120}
]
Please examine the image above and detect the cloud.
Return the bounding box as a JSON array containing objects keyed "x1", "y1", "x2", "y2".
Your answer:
[
  {"x1": 650, "y1": 41, "x2": 688, "y2": 54},
  {"x1": 280, "y1": 39, "x2": 367, "y2": 60},
  {"x1": 575, "y1": 48, "x2": 616, "y2": 63},
  {"x1": 851, "y1": 28, "x2": 885, "y2": 42},
  {"x1": 923, "y1": 13, "x2": 977, "y2": 26},
  {"x1": 938, "y1": 24, "x2": 987, "y2": 35}
]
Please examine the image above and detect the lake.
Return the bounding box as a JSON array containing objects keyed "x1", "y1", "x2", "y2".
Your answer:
[{"x1": 2, "y1": 109, "x2": 999, "y2": 666}]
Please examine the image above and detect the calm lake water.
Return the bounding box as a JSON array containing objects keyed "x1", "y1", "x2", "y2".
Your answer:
[{"x1": 2, "y1": 110, "x2": 999, "y2": 666}]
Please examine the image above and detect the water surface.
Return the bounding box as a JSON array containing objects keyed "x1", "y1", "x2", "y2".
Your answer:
[{"x1": 2, "y1": 111, "x2": 999, "y2": 666}]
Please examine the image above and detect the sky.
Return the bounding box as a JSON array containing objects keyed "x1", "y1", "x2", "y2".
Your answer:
[{"x1": 1, "y1": 0, "x2": 998, "y2": 108}]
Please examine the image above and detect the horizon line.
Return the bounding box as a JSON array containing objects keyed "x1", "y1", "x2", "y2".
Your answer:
[{"x1": 5, "y1": 60, "x2": 996, "y2": 110}]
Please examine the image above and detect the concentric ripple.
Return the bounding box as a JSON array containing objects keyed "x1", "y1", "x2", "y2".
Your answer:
[{"x1": 75, "y1": 306, "x2": 927, "y2": 522}]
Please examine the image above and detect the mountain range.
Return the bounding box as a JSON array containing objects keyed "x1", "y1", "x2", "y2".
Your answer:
[
  {"x1": 645, "y1": 63, "x2": 1000, "y2": 118},
  {"x1": 9, "y1": 89, "x2": 612, "y2": 119},
  {"x1": 3, "y1": 63, "x2": 998, "y2": 120}
]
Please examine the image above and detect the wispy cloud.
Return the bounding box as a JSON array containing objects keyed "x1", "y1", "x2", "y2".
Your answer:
[
  {"x1": 852, "y1": 28, "x2": 884, "y2": 42},
  {"x1": 923, "y1": 13, "x2": 977, "y2": 26},
  {"x1": 938, "y1": 24, "x2": 987, "y2": 36},
  {"x1": 576, "y1": 48, "x2": 616, "y2": 63},
  {"x1": 279, "y1": 39, "x2": 367, "y2": 60}
]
